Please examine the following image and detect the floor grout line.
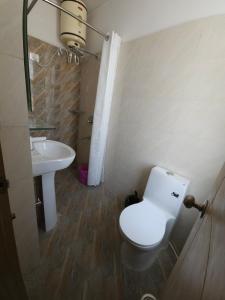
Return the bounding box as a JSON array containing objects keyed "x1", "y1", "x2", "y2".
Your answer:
[
  {"x1": 25, "y1": 169, "x2": 176, "y2": 300},
  {"x1": 54, "y1": 247, "x2": 71, "y2": 299}
]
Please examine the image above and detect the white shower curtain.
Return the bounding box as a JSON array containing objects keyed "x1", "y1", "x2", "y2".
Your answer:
[{"x1": 88, "y1": 31, "x2": 121, "y2": 186}]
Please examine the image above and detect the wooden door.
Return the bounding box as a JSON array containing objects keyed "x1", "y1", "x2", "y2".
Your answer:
[
  {"x1": 161, "y1": 163, "x2": 225, "y2": 300},
  {"x1": 0, "y1": 144, "x2": 28, "y2": 300}
]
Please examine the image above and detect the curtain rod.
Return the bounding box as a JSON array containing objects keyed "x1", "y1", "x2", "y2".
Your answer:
[{"x1": 27, "y1": 0, "x2": 109, "y2": 41}]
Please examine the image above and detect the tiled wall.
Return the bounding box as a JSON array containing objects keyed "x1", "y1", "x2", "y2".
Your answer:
[
  {"x1": 77, "y1": 55, "x2": 100, "y2": 165},
  {"x1": 105, "y1": 15, "x2": 225, "y2": 252},
  {"x1": 0, "y1": 1, "x2": 40, "y2": 274},
  {"x1": 29, "y1": 36, "x2": 81, "y2": 151}
]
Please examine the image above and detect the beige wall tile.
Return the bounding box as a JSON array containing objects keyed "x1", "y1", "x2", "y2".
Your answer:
[
  {"x1": 0, "y1": 126, "x2": 33, "y2": 185},
  {"x1": 0, "y1": 1, "x2": 24, "y2": 59},
  {"x1": 0, "y1": 54, "x2": 28, "y2": 126},
  {"x1": 0, "y1": 124, "x2": 40, "y2": 272},
  {"x1": 105, "y1": 15, "x2": 225, "y2": 252},
  {"x1": 8, "y1": 176, "x2": 40, "y2": 274},
  {"x1": 0, "y1": 0, "x2": 40, "y2": 276}
]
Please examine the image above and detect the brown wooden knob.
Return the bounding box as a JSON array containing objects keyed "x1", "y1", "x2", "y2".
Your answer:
[
  {"x1": 183, "y1": 195, "x2": 208, "y2": 218},
  {"x1": 183, "y1": 195, "x2": 196, "y2": 208}
]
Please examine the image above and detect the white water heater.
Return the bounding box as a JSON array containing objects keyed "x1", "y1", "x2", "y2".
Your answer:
[{"x1": 60, "y1": 0, "x2": 87, "y2": 49}]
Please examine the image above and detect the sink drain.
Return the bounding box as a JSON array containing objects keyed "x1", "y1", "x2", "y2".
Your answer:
[{"x1": 141, "y1": 294, "x2": 157, "y2": 300}]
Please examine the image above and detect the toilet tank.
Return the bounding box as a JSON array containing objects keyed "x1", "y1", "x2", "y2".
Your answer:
[{"x1": 144, "y1": 166, "x2": 189, "y2": 218}]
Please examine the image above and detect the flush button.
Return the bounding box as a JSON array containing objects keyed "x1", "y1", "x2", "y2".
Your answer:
[{"x1": 171, "y1": 192, "x2": 179, "y2": 198}]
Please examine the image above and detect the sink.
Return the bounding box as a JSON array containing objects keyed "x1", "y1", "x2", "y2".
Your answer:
[
  {"x1": 31, "y1": 139, "x2": 75, "y2": 231},
  {"x1": 32, "y1": 140, "x2": 75, "y2": 176}
]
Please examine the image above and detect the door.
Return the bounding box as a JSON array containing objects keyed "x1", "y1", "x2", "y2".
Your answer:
[
  {"x1": 161, "y1": 163, "x2": 225, "y2": 300},
  {"x1": 0, "y1": 144, "x2": 28, "y2": 300}
]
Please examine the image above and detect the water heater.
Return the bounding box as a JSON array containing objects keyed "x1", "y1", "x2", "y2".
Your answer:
[{"x1": 60, "y1": 0, "x2": 87, "y2": 49}]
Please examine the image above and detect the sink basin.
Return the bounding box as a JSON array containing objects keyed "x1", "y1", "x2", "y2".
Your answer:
[
  {"x1": 31, "y1": 139, "x2": 76, "y2": 231},
  {"x1": 32, "y1": 140, "x2": 75, "y2": 176}
]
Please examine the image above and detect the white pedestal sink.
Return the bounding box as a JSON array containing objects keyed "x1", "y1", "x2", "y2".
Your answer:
[{"x1": 31, "y1": 139, "x2": 75, "y2": 231}]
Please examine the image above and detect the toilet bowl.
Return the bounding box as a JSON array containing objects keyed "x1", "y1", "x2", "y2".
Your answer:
[{"x1": 119, "y1": 166, "x2": 189, "y2": 250}]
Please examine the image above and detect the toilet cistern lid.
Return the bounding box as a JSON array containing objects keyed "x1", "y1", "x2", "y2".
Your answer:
[{"x1": 119, "y1": 201, "x2": 169, "y2": 247}]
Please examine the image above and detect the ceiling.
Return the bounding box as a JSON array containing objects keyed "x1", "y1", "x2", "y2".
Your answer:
[
  {"x1": 81, "y1": 0, "x2": 109, "y2": 12},
  {"x1": 56, "y1": 0, "x2": 109, "y2": 13}
]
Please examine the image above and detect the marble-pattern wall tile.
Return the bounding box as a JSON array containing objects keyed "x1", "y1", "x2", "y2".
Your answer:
[
  {"x1": 77, "y1": 55, "x2": 100, "y2": 165},
  {"x1": 29, "y1": 36, "x2": 81, "y2": 151}
]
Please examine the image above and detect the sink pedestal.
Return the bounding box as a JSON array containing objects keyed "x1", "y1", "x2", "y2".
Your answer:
[
  {"x1": 42, "y1": 172, "x2": 57, "y2": 231},
  {"x1": 31, "y1": 139, "x2": 76, "y2": 231}
]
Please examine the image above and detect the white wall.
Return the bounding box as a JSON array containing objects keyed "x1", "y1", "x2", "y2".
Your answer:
[
  {"x1": 28, "y1": 0, "x2": 62, "y2": 47},
  {"x1": 28, "y1": 0, "x2": 225, "y2": 51},
  {"x1": 88, "y1": 0, "x2": 225, "y2": 51},
  {"x1": 105, "y1": 15, "x2": 225, "y2": 252}
]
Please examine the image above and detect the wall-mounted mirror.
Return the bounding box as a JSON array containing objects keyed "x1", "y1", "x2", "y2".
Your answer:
[
  {"x1": 22, "y1": 0, "x2": 107, "y2": 132},
  {"x1": 23, "y1": 0, "x2": 32, "y2": 112},
  {"x1": 23, "y1": 0, "x2": 57, "y2": 130}
]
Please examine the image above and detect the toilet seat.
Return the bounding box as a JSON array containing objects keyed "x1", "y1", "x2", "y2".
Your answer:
[{"x1": 119, "y1": 200, "x2": 172, "y2": 248}]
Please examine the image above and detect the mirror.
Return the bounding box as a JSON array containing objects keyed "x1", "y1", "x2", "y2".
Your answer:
[
  {"x1": 23, "y1": 0, "x2": 32, "y2": 112},
  {"x1": 22, "y1": 0, "x2": 58, "y2": 130},
  {"x1": 22, "y1": 0, "x2": 95, "y2": 131}
]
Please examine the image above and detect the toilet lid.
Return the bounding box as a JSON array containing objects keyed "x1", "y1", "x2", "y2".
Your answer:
[{"x1": 119, "y1": 200, "x2": 169, "y2": 247}]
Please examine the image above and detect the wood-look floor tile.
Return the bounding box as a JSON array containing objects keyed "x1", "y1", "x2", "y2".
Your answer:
[{"x1": 25, "y1": 168, "x2": 176, "y2": 300}]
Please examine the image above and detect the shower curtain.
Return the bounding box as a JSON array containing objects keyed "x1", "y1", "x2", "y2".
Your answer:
[{"x1": 88, "y1": 31, "x2": 121, "y2": 186}]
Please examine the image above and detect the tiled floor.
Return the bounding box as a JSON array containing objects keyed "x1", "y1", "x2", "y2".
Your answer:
[{"x1": 25, "y1": 168, "x2": 176, "y2": 300}]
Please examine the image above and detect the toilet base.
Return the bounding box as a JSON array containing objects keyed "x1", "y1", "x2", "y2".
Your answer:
[{"x1": 121, "y1": 240, "x2": 168, "y2": 272}]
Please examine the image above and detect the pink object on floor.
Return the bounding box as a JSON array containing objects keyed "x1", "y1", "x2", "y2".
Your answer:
[{"x1": 79, "y1": 164, "x2": 88, "y2": 185}]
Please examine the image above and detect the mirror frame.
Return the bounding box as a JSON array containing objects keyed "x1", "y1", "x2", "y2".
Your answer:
[{"x1": 23, "y1": 0, "x2": 32, "y2": 112}]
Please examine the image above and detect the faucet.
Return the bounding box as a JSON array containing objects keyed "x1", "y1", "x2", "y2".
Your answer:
[{"x1": 30, "y1": 136, "x2": 47, "y2": 150}]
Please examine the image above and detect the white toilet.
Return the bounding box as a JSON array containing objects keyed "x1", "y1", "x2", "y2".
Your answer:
[{"x1": 119, "y1": 166, "x2": 189, "y2": 250}]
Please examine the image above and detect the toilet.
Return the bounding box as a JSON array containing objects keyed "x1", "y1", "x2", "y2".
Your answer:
[{"x1": 119, "y1": 166, "x2": 189, "y2": 250}]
